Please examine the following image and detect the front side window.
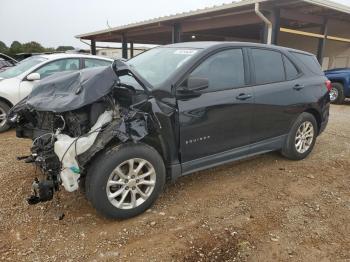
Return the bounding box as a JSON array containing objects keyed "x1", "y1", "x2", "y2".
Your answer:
[
  {"x1": 84, "y1": 58, "x2": 112, "y2": 69},
  {"x1": 252, "y1": 49, "x2": 285, "y2": 85},
  {"x1": 35, "y1": 58, "x2": 80, "y2": 79},
  {"x1": 0, "y1": 56, "x2": 47, "y2": 79},
  {"x1": 189, "y1": 49, "x2": 245, "y2": 92}
]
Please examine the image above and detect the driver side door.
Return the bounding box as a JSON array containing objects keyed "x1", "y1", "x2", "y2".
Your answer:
[{"x1": 177, "y1": 48, "x2": 254, "y2": 168}]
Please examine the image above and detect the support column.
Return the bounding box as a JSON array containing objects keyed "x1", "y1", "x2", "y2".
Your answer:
[
  {"x1": 121, "y1": 34, "x2": 128, "y2": 59},
  {"x1": 172, "y1": 23, "x2": 182, "y2": 43},
  {"x1": 261, "y1": 24, "x2": 268, "y2": 44},
  {"x1": 271, "y1": 8, "x2": 280, "y2": 45},
  {"x1": 261, "y1": 9, "x2": 280, "y2": 45},
  {"x1": 317, "y1": 17, "x2": 328, "y2": 64},
  {"x1": 130, "y1": 42, "x2": 134, "y2": 58},
  {"x1": 91, "y1": 39, "x2": 96, "y2": 55}
]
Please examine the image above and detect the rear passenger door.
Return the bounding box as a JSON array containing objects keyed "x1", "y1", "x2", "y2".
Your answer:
[{"x1": 249, "y1": 48, "x2": 302, "y2": 143}]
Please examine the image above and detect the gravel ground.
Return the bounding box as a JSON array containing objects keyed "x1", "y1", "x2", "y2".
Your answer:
[{"x1": 0, "y1": 103, "x2": 349, "y2": 262}]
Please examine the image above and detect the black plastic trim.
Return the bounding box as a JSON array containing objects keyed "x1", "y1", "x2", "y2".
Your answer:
[{"x1": 180, "y1": 135, "x2": 287, "y2": 177}]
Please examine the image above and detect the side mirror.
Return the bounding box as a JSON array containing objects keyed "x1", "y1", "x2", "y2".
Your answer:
[
  {"x1": 26, "y1": 73, "x2": 41, "y2": 81},
  {"x1": 186, "y1": 76, "x2": 209, "y2": 91}
]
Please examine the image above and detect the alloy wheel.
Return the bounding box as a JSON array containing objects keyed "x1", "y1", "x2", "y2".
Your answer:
[
  {"x1": 0, "y1": 106, "x2": 7, "y2": 128},
  {"x1": 295, "y1": 121, "x2": 314, "y2": 154},
  {"x1": 106, "y1": 158, "x2": 156, "y2": 210},
  {"x1": 329, "y1": 87, "x2": 338, "y2": 102}
]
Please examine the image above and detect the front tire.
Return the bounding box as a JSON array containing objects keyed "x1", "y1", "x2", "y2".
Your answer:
[
  {"x1": 329, "y1": 82, "x2": 345, "y2": 104},
  {"x1": 282, "y1": 112, "x2": 318, "y2": 161},
  {"x1": 86, "y1": 143, "x2": 166, "y2": 219},
  {"x1": 0, "y1": 101, "x2": 10, "y2": 133}
]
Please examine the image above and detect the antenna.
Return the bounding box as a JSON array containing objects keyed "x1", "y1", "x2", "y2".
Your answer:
[{"x1": 106, "y1": 20, "x2": 112, "y2": 29}]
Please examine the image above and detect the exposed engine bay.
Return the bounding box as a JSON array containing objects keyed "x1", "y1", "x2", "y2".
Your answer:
[{"x1": 8, "y1": 60, "x2": 162, "y2": 204}]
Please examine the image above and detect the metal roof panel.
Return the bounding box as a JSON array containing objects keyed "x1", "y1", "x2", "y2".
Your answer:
[
  {"x1": 76, "y1": 0, "x2": 267, "y2": 38},
  {"x1": 76, "y1": 0, "x2": 350, "y2": 39}
]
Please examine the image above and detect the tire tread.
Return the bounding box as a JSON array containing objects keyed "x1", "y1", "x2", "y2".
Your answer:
[
  {"x1": 85, "y1": 142, "x2": 166, "y2": 219},
  {"x1": 282, "y1": 112, "x2": 318, "y2": 161}
]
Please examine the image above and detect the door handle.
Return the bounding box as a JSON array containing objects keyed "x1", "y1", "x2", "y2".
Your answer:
[
  {"x1": 236, "y1": 93, "x2": 252, "y2": 101},
  {"x1": 293, "y1": 84, "x2": 304, "y2": 91}
]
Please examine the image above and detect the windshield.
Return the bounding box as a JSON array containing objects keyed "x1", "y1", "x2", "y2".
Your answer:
[
  {"x1": 0, "y1": 56, "x2": 47, "y2": 79},
  {"x1": 127, "y1": 47, "x2": 200, "y2": 86}
]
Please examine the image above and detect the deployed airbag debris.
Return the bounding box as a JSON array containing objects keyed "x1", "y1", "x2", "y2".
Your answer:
[
  {"x1": 54, "y1": 111, "x2": 113, "y2": 192},
  {"x1": 113, "y1": 110, "x2": 150, "y2": 142}
]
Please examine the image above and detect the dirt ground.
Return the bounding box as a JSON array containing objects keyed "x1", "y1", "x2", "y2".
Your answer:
[{"x1": 0, "y1": 103, "x2": 349, "y2": 262}]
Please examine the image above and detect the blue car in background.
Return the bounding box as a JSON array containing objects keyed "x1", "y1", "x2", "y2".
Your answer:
[{"x1": 324, "y1": 68, "x2": 350, "y2": 104}]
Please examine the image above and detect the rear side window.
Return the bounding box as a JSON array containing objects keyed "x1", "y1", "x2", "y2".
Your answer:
[
  {"x1": 291, "y1": 52, "x2": 323, "y2": 75},
  {"x1": 190, "y1": 49, "x2": 245, "y2": 92},
  {"x1": 284, "y1": 56, "x2": 299, "y2": 80},
  {"x1": 251, "y1": 49, "x2": 285, "y2": 84},
  {"x1": 84, "y1": 58, "x2": 112, "y2": 69}
]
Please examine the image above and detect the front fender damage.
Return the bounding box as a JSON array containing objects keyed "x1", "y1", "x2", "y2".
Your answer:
[
  {"x1": 29, "y1": 105, "x2": 160, "y2": 203},
  {"x1": 77, "y1": 106, "x2": 159, "y2": 168},
  {"x1": 11, "y1": 60, "x2": 164, "y2": 205}
]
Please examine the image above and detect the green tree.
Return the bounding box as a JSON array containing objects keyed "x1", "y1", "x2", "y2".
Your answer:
[
  {"x1": 56, "y1": 46, "x2": 75, "y2": 52},
  {"x1": 9, "y1": 41, "x2": 23, "y2": 56},
  {"x1": 44, "y1": 47, "x2": 55, "y2": 53},
  {"x1": 0, "y1": 41, "x2": 8, "y2": 54},
  {"x1": 22, "y1": 41, "x2": 46, "y2": 53},
  {"x1": 4, "y1": 41, "x2": 71, "y2": 56}
]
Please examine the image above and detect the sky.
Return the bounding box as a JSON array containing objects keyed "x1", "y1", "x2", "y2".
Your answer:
[{"x1": 1, "y1": 0, "x2": 350, "y2": 49}]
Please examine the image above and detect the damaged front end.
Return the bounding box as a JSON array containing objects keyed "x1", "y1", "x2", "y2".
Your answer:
[{"x1": 9, "y1": 60, "x2": 160, "y2": 204}]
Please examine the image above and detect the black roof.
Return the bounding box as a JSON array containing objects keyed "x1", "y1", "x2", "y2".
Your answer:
[{"x1": 162, "y1": 41, "x2": 314, "y2": 56}]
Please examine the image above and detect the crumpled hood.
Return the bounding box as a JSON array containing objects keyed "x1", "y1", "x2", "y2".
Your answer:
[{"x1": 26, "y1": 66, "x2": 118, "y2": 113}]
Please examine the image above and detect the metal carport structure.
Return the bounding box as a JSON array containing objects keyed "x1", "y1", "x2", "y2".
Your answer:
[{"x1": 76, "y1": 0, "x2": 350, "y2": 68}]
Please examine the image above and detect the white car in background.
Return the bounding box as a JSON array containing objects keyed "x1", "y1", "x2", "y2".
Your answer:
[{"x1": 0, "y1": 54, "x2": 113, "y2": 132}]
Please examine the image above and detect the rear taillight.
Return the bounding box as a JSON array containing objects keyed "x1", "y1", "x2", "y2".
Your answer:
[{"x1": 325, "y1": 80, "x2": 332, "y2": 92}]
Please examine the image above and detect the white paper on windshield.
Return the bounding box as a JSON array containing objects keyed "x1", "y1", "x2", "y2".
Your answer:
[{"x1": 174, "y1": 50, "x2": 198, "y2": 55}]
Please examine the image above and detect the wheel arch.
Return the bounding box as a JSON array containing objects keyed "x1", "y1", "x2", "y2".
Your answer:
[
  {"x1": 333, "y1": 80, "x2": 344, "y2": 84},
  {"x1": 81, "y1": 135, "x2": 173, "y2": 181},
  {"x1": 328, "y1": 79, "x2": 345, "y2": 91},
  {"x1": 140, "y1": 135, "x2": 177, "y2": 180},
  {"x1": 326, "y1": 72, "x2": 344, "y2": 83},
  {"x1": 304, "y1": 108, "x2": 322, "y2": 134},
  {"x1": 0, "y1": 96, "x2": 13, "y2": 108}
]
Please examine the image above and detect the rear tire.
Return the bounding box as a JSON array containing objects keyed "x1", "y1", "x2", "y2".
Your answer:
[
  {"x1": 86, "y1": 143, "x2": 166, "y2": 219},
  {"x1": 0, "y1": 101, "x2": 10, "y2": 133},
  {"x1": 329, "y1": 82, "x2": 345, "y2": 104},
  {"x1": 282, "y1": 112, "x2": 318, "y2": 161}
]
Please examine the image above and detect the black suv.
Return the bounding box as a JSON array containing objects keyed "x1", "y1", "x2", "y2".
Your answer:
[{"x1": 10, "y1": 42, "x2": 330, "y2": 219}]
